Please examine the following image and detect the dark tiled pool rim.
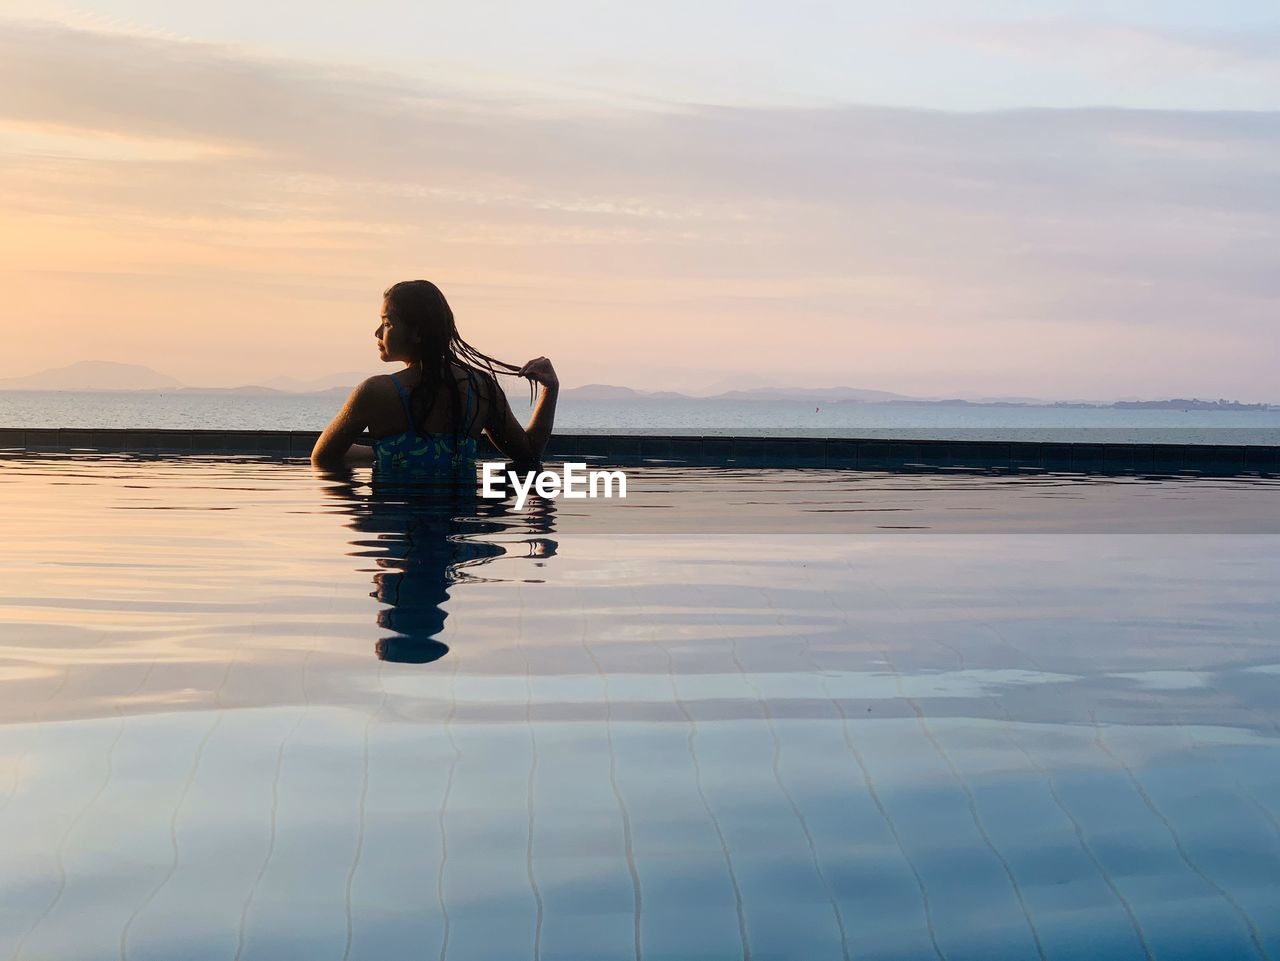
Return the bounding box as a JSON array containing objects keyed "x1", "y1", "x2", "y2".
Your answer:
[{"x1": 2, "y1": 428, "x2": 1277, "y2": 475}]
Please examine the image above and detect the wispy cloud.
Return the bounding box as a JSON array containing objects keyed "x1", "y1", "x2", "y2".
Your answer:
[
  {"x1": 937, "y1": 16, "x2": 1280, "y2": 74},
  {"x1": 0, "y1": 17, "x2": 1277, "y2": 398}
]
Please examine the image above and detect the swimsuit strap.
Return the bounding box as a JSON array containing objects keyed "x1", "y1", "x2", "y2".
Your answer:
[
  {"x1": 462, "y1": 370, "x2": 477, "y2": 436},
  {"x1": 388, "y1": 372, "x2": 417, "y2": 435}
]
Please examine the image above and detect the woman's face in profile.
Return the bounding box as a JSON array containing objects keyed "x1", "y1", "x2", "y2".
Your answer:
[{"x1": 375, "y1": 300, "x2": 415, "y2": 363}]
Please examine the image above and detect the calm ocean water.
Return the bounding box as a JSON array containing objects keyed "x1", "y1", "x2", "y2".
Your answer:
[{"x1": 3, "y1": 390, "x2": 1280, "y2": 444}]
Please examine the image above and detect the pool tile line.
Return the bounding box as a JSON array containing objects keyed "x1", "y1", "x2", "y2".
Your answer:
[
  {"x1": 745, "y1": 588, "x2": 852, "y2": 961},
  {"x1": 118, "y1": 648, "x2": 241, "y2": 961},
  {"x1": 970, "y1": 603, "x2": 1265, "y2": 959},
  {"x1": 1164, "y1": 674, "x2": 1280, "y2": 853},
  {"x1": 838, "y1": 558, "x2": 1050, "y2": 961},
  {"x1": 1089, "y1": 713, "x2": 1273, "y2": 961},
  {"x1": 7, "y1": 657, "x2": 162, "y2": 961},
  {"x1": 998, "y1": 719, "x2": 1157, "y2": 961},
  {"x1": 515, "y1": 584, "x2": 547, "y2": 961},
  {"x1": 943, "y1": 622, "x2": 1159, "y2": 961},
  {"x1": 0, "y1": 623, "x2": 123, "y2": 826},
  {"x1": 1, "y1": 622, "x2": 118, "y2": 961},
  {"x1": 1242, "y1": 793, "x2": 1280, "y2": 848},
  {"x1": 838, "y1": 736, "x2": 948, "y2": 953},
  {"x1": 233, "y1": 644, "x2": 315, "y2": 961},
  {"x1": 435, "y1": 621, "x2": 463, "y2": 961},
  {"x1": 834, "y1": 555, "x2": 1054, "y2": 961},
  {"x1": 811, "y1": 590, "x2": 948, "y2": 961},
  {"x1": 623, "y1": 581, "x2": 751, "y2": 961},
  {"x1": 577, "y1": 587, "x2": 642, "y2": 961},
  {"x1": 0, "y1": 654, "x2": 76, "y2": 821},
  {"x1": 342, "y1": 658, "x2": 389, "y2": 961},
  {"x1": 1172, "y1": 709, "x2": 1280, "y2": 870},
  {"x1": 879, "y1": 641, "x2": 1050, "y2": 961}
]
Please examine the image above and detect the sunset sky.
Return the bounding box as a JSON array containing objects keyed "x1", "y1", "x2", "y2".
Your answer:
[{"x1": 1, "y1": 1, "x2": 1277, "y2": 399}]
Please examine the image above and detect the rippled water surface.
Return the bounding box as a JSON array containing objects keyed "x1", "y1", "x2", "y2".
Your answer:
[{"x1": 2, "y1": 454, "x2": 1279, "y2": 960}]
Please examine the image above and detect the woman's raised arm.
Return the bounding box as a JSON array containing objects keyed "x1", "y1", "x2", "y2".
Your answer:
[{"x1": 483, "y1": 357, "x2": 558, "y2": 465}]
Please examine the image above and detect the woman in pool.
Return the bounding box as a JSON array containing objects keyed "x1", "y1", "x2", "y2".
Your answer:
[{"x1": 311, "y1": 279, "x2": 558, "y2": 470}]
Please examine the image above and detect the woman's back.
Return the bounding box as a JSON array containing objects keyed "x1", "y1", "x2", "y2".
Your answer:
[{"x1": 367, "y1": 364, "x2": 493, "y2": 472}]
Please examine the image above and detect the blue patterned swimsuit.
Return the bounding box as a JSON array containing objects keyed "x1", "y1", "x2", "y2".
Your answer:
[{"x1": 371, "y1": 371, "x2": 479, "y2": 473}]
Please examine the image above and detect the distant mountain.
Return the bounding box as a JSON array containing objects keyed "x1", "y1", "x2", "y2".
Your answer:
[
  {"x1": 1111, "y1": 398, "x2": 1273, "y2": 411},
  {"x1": 561, "y1": 384, "x2": 655, "y2": 400},
  {"x1": 710, "y1": 386, "x2": 913, "y2": 403},
  {"x1": 560, "y1": 384, "x2": 916, "y2": 403},
  {"x1": 0, "y1": 360, "x2": 183, "y2": 391},
  {"x1": 962, "y1": 395, "x2": 1047, "y2": 405},
  {"x1": 0, "y1": 360, "x2": 374, "y2": 395},
  {"x1": 2, "y1": 362, "x2": 1273, "y2": 407},
  {"x1": 699, "y1": 373, "x2": 783, "y2": 395}
]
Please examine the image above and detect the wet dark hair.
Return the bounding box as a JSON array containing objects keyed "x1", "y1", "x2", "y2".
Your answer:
[{"x1": 382, "y1": 279, "x2": 528, "y2": 443}]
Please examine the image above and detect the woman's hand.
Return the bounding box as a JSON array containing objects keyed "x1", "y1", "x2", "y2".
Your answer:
[
  {"x1": 493, "y1": 357, "x2": 559, "y2": 463},
  {"x1": 518, "y1": 356, "x2": 558, "y2": 389}
]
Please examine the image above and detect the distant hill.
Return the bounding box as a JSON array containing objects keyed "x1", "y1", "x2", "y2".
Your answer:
[
  {"x1": 963, "y1": 395, "x2": 1047, "y2": 405},
  {"x1": 561, "y1": 384, "x2": 915, "y2": 403},
  {"x1": 561, "y1": 384, "x2": 653, "y2": 400},
  {"x1": 0, "y1": 361, "x2": 370, "y2": 394},
  {"x1": 711, "y1": 386, "x2": 912, "y2": 403},
  {"x1": 1109, "y1": 398, "x2": 1272, "y2": 411},
  {"x1": 700, "y1": 373, "x2": 783, "y2": 394},
  {"x1": 1, "y1": 362, "x2": 1274, "y2": 407},
  {"x1": 0, "y1": 360, "x2": 183, "y2": 391}
]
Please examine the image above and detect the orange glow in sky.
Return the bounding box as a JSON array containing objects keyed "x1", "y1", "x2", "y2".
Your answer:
[{"x1": 1, "y1": 11, "x2": 1276, "y2": 400}]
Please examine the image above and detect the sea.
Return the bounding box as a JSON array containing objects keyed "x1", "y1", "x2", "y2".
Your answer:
[{"x1": 3, "y1": 390, "x2": 1280, "y2": 445}]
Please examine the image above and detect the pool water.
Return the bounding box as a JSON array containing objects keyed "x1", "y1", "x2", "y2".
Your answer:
[{"x1": 1, "y1": 454, "x2": 1278, "y2": 961}]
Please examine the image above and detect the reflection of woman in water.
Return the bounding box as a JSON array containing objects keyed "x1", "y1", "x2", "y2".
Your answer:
[
  {"x1": 317, "y1": 472, "x2": 558, "y2": 664},
  {"x1": 310, "y1": 279, "x2": 559, "y2": 470}
]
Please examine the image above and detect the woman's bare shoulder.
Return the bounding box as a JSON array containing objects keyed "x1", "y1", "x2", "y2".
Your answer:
[
  {"x1": 357, "y1": 371, "x2": 415, "y2": 398},
  {"x1": 363, "y1": 372, "x2": 400, "y2": 389},
  {"x1": 347, "y1": 374, "x2": 404, "y2": 419}
]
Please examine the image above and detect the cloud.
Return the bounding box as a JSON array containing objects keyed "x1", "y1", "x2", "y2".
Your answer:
[
  {"x1": 0, "y1": 17, "x2": 1277, "y2": 397},
  {"x1": 4, "y1": 17, "x2": 1277, "y2": 208},
  {"x1": 937, "y1": 16, "x2": 1280, "y2": 74}
]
